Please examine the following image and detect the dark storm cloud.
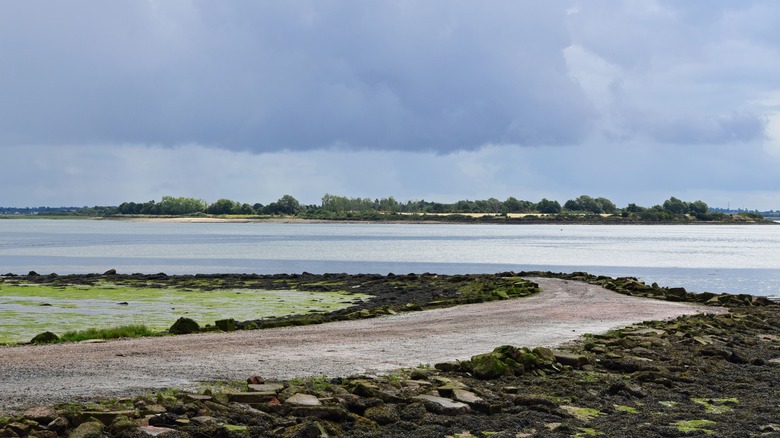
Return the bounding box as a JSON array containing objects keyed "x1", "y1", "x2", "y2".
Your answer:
[{"x1": 0, "y1": 1, "x2": 595, "y2": 152}]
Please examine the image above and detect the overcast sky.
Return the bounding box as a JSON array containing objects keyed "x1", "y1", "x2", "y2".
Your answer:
[{"x1": 2, "y1": 1, "x2": 779, "y2": 210}]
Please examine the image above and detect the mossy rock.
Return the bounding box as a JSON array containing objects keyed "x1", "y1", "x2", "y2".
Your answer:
[
  {"x1": 31, "y1": 331, "x2": 59, "y2": 344},
  {"x1": 169, "y1": 317, "x2": 200, "y2": 335},
  {"x1": 215, "y1": 318, "x2": 236, "y2": 332},
  {"x1": 470, "y1": 352, "x2": 512, "y2": 379}
]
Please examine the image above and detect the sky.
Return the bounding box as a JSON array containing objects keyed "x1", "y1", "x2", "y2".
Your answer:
[{"x1": 1, "y1": 1, "x2": 779, "y2": 210}]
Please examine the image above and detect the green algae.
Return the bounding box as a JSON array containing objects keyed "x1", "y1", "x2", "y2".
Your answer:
[
  {"x1": 674, "y1": 419, "x2": 716, "y2": 434},
  {"x1": 561, "y1": 405, "x2": 600, "y2": 422},
  {"x1": 0, "y1": 283, "x2": 369, "y2": 343},
  {"x1": 691, "y1": 397, "x2": 738, "y2": 414},
  {"x1": 613, "y1": 404, "x2": 638, "y2": 414}
]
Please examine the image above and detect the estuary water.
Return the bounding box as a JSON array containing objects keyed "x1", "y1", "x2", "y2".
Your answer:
[{"x1": 0, "y1": 219, "x2": 778, "y2": 296}]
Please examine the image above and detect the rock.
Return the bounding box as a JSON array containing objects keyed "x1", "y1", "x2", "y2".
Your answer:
[
  {"x1": 184, "y1": 393, "x2": 212, "y2": 402},
  {"x1": 352, "y1": 381, "x2": 407, "y2": 403},
  {"x1": 138, "y1": 425, "x2": 177, "y2": 436},
  {"x1": 103, "y1": 269, "x2": 117, "y2": 275},
  {"x1": 225, "y1": 391, "x2": 277, "y2": 404},
  {"x1": 4, "y1": 423, "x2": 28, "y2": 437},
  {"x1": 247, "y1": 375, "x2": 265, "y2": 384},
  {"x1": 215, "y1": 318, "x2": 236, "y2": 331},
  {"x1": 46, "y1": 417, "x2": 69, "y2": 434},
  {"x1": 168, "y1": 317, "x2": 200, "y2": 334},
  {"x1": 22, "y1": 406, "x2": 57, "y2": 424},
  {"x1": 413, "y1": 394, "x2": 471, "y2": 416},
  {"x1": 77, "y1": 410, "x2": 136, "y2": 426},
  {"x1": 109, "y1": 415, "x2": 138, "y2": 434},
  {"x1": 553, "y1": 351, "x2": 591, "y2": 368},
  {"x1": 364, "y1": 405, "x2": 400, "y2": 425},
  {"x1": 68, "y1": 421, "x2": 104, "y2": 438},
  {"x1": 248, "y1": 383, "x2": 285, "y2": 393},
  {"x1": 30, "y1": 331, "x2": 59, "y2": 344},
  {"x1": 470, "y1": 352, "x2": 511, "y2": 379},
  {"x1": 290, "y1": 405, "x2": 350, "y2": 421},
  {"x1": 285, "y1": 393, "x2": 322, "y2": 406},
  {"x1": 190, "y1": 416, "x2": 217, "y2": 426},
  {"x1": 452, "y1": 389, "x2": 483, "y2": 405}
]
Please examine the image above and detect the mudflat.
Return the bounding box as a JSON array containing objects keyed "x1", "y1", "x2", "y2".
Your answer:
[{"x1": 0, "y1": 278, "x2": 722, "y2": 413}]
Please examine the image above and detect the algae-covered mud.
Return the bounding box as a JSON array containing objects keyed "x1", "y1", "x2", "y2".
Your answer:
[
  {"x1": 0, "y1": 284, "x2": 367, "y2": 344},
  {"x1": 0, "y1": 272, "x2": 539, "y2": 343}
]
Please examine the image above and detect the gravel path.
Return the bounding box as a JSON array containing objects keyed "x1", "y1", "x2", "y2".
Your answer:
[{"x1": 0, "y1": 278, "x2": 724, "y2": 413}]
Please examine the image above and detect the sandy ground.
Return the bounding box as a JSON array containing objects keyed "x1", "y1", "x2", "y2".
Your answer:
[{"x1": 0, "y1": 278, "x2": 725, "y2": 413}]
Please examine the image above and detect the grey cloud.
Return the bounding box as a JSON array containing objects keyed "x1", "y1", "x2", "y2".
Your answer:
[
  {"x1": 0, "y1": 1, "x2": 594, "y2": 153},
  {"x1": 641, "y1": 112, "x2": 766, "y2": 145}
]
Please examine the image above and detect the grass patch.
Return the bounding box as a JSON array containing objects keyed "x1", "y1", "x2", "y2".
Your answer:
[{"x1": 59, "y1": 325, "x2": 157, "y2": 342}]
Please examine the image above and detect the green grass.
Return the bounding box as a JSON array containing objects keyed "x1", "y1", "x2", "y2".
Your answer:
[{"x1": 60, "y1": 324, "x2": 156, "y2": 342}]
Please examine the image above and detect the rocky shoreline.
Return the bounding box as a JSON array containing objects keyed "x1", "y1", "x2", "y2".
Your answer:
[{"x1": 1, "y1": 274, "x2": 778, "y2": 437}]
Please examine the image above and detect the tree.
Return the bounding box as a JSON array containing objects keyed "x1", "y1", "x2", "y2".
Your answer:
[
  {"x1": 264, "y1": 195, "x2": 302, "y2": 215},
  {"x1": 662, "y1": 197, "x2": 689, "y2": 215},
  {"x1": 689, "y1": 200, "x2": 708, "y2": 215},
  {"x1": 157, "y1": 196, "x2": 207, "y2": 215},
  {"x1": 595, "y1": 197, "x2": 617, "y2": 214},
  {"x1": 207, "y1": 198, "x2": 239, "y2": 215},
  {"x1": 536, "y1": 198, "x2": 561, "y2": 214}
]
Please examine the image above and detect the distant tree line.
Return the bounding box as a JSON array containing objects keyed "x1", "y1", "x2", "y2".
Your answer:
[{"x1": 15, "y1": 194, "x2": 770, "y2": 222}]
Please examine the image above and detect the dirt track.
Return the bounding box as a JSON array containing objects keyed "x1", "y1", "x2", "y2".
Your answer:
[{"x1": 0, "y1": 278, "x2": 724, "y2": 413}]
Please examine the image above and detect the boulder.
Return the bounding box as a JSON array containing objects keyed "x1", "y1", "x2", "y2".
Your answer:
[
  {"x1": 68, "y1": 421, "x2": 104, "y2": 438},
  {"x1": 285, "y1": 393, "x2": 322, "y2": 406},
  {"x1": 470, "y1": 352, "x2": 511, "y2": 379},
  {"x1": 413, "y1": 395, "x2": 470, "y2": 416},
  {"x1": 215, "y1": 318, "x2": 236, "y2": 332},
  {"x1": 22, "y1": 406, "x2": 57, "y2": 424},
  {"x1": 30, "y1": 331, "x2": 59, "y2": 344},
  {"x1": 169, "y1": 317, "x2": 200, "y2": 335}
]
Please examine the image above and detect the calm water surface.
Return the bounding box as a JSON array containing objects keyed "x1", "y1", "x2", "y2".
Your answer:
[{"x1": 0, "y1": 220, "x2": 778, "y2": 296}]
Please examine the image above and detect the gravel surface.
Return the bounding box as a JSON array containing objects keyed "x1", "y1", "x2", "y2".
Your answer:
[{"x1": 0, "y1": 278, "x2": 724, "y2": 413}]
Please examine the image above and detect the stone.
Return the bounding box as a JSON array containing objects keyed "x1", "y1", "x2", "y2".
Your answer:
[
  {"x1": 184, "y1": 393, "x2": 212, "y2": 402},
  {"x1": 68, "y1": 421, "x2": 104, "y2": 438},
  {"x1": 22, "y1": 406, "x2": 57, "y2": 424},
  {"x1": 215, "y1": 318, "x2": 236, "y2": 331},
  {"x1": 413, "y1": 395, "x2": 470, "y2": 416},
  {"x1": 553, "y1": 351, "x2": 591, "y2": 368},
  {"x1": 190, "y1": 416, "x2": 218, "y2": 426},
  {"x1": 248, "y1": 383, "x2": 285, "y2": 393},
  {"x1": 470, "y1": 352, "x2": 511, "y2": 379},
  {"x1": 46, "y1": 417, "x2": 69, "y2": 434},
  {"x1": 168, "y1": 317, "x2": 200, "y2": 334},
  {"x1": 103, "y1": 269, "x2": 117, "y2": 275},
  {"x1": 30, "y1": 332, "x2": 59, "y2": 344},
  {"x1": 290, "y1": 406, "x2": 350, "y2": 421},
  {"x1": 77, "y1": 410, "x2": 136, "y2": 426},
  {"x1": 5, "y1": 424, "x2": 28, "y2": 437},
  {"x1": 109, "y1": 415, "x2": 138, "y2": 434},
  {"x1": 285, "y1": 393, "x2": 322, "y2": 406},
  {"x1": 247, "y1": 375, "x2": 265, "y2": 384},
  {"x1": 364, "y1": 405, "x2": 400, "y2": 425},
  {"x1": 226, "y1": 391, "x2": 278, "y2": 404},
  {"x1": 452, "y1": 389, "x2": 483, "y2": 405},
  {"x1": 138, "y1": 425, "x2": 177, "y2": 436}
]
